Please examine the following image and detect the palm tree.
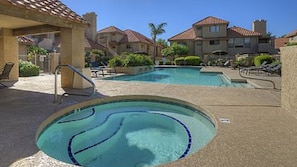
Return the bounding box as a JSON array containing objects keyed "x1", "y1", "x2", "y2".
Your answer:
[{"x1": 148, "y1": 22, "x2": 167, "y2": 62}]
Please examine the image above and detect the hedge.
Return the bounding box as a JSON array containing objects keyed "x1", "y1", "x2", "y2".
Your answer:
[
  {"x1": 174, "y1": 57, "x2": 185, "y2": 65},
  {"x1": 174, "y1": 56, "x2": 201, "y2": 66},
  {"x1": 19, "y1": 60, "x2": 40, "y2": 77},
  {"x1": 108, "y1": 54, "x2": 153, "y2": 67},
  {"x1": 253, "y1": 54, "x2": 274, "y2": 66},
  {"x1": 184, "y1": 56, "x2": 201, "y2": 66}
]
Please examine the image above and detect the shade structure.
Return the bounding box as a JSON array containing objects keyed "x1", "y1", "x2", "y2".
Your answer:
[{"x1": 211, "y1": 50, "x2": 228, "y2": 58}]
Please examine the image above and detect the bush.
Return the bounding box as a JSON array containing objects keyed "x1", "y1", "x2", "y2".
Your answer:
[
  {"x1": 19, "y1": 60, "x2": 40, "y2": 77},
  {"x1": 174, "y1": 57, "x2": 185, "y2": 65},
  {"x1": 184, "y1": 56, "x2": 201, "y2": 66},
  {"x1": 164, "y1": 60, "x2": 172, "y2": 65},
  {"x1": 108, "y1": 54, "x2": 153, "y2": 67},
  {"x1": 108, "y1": 56, "x2": 123, "y2": 67},
  {"x1": 286, "y1": 42, "x2": 297, "y2": 46},
  {"x1": 253, "y1": 54, "x2": 274, "y2": 66}
]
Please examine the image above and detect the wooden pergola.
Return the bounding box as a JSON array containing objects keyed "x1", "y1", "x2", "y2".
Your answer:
[{"x1": 0, "y1": 0, "x2": 89, "y2": 88}]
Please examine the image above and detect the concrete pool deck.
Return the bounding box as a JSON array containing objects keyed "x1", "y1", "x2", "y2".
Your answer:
[{"x1": 1, "y1": 67, "x2": 297, "y2": 167}]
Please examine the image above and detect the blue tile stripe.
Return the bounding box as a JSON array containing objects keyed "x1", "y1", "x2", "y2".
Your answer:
[
  {"x1": 58, "y1": 108, "x2": 95, "y2": 124},
  {"x1": 66, "y1": 111, "x2": 192, "y2": 165},
  {"x1": 74, "y1": 118, "x2": 124, "y2": 155},
  {"x1": 152, "y1": 113, "x2": 192, "y2": 159}
]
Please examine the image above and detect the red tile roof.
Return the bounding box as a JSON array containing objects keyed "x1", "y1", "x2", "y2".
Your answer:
[
  {"x1": 193, "y1": 16, "x2": 229, "y2": 26},
  {"x1": 228, "y1": 26, "x2": 262, "y2": 37},
  {"x1": 274, "y1": 37, "x2": 289, "y2": 49},
  {"x1": 17, "y1": 36, "x2": 34, "y2": 44},
  {"x1": 85, "y1": 38, "x2": 106, "y2": 50},
  {"x1": 121, "y1": 29, "x2": 153, "y2": 44},
  {"x1": 285, "y1": 30, "x2": 297, "y2": 38},
  {"x1": 168, "y1": 28, "x2": 196, "y2": 41},
  {"x1": 1, "y1": 0, "x2": 87, "y2": 25},
  {"x1": 97, "y1": 26, "x2": 125, "y2": 34}
]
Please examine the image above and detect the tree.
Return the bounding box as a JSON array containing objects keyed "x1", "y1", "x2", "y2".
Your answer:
[
  {"x1": 148, "y1": 22, "x2": 167, "y2": 62},
  {"x1": 27, "y1": 45, "x2": 48, "y2": 64},
  {"x1": 157, "y1": 38, "x2": 169, "y2": 48},
  {"x1": 170, "y1": 42, "x2": 189, "y2": 56}
]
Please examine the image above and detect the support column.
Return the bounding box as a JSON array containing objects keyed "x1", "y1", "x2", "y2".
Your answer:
[
  {"x1": 60, "y1": 27, "x2": 85, "y2": 88},
  {"x1": 0, "y1": 28, "x2": 19, "y2": 80},
  {"x1": 280, "y1": 46, "x2": 297, "y2": 118}
]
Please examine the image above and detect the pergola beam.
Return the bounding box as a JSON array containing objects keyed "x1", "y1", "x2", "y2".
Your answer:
[
  {"x1": 13, "y1": 25, "x2": 61, "y2": 36},
  {"x1": 0, "y1": 3, "x2": 87, "y2": 29}
]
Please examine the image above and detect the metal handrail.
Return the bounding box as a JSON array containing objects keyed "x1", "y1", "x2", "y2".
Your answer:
[
  {"x1": 54, "y1": 64, "x2": 96, "y2": 103},
  {"x1": 238, "y1": 67, "x2": 278, "y2": 90}
]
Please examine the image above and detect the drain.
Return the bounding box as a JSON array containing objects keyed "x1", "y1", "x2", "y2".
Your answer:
[{"x1": 219, "y1": 118, "x2": 230, "y2": 123}]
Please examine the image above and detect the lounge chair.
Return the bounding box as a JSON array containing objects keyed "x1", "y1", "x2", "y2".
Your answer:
[
  {"x1": 89, "y1": 62, "x2": 104, "y2": 77},
  {"x1": 0, "y1": 62, "x2": 14, "y2": 87},
  {"x1": 100, "y1": 62, "x2": 116, "y2": 75},
  {"x1": 263, "y1": 64, "x2": 281, "y2": 75},
  {"x1": 240, "y1": 61, "x2": 267, "y2": 74},
  {"x1": 223, "y1": 60, "x2": 230, "y2": 67}
]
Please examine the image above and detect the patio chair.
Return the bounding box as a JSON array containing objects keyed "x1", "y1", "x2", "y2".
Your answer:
[
  {"x1": 100, "y1": 61, "x2": 116, "y2": 75},
  {"x1": 89, "y1": 62, "x2": 104, "y2": 77},
  {"x1": 0, "y1": 62, "x2": 14, "y2": 87},
  {"x1": 240, "y1": 61, "x2": 267, "y2": 74},
  {"x1": 263, "y1": 64, "x2": 281, "y2": 75}
]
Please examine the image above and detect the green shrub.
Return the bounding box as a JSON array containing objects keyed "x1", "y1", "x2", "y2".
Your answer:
[
  {"x1": 184, "y1": 56, "x2": 201, "y2": 66},
  {"x1": 253, "y1": 54, "x2": 274, "y2": 66},
  {"x1": 19, "y1": 60, "x2": 40, "y2": 77},
  {"x1": 286, "y1": 42, "x2": 297, "y2": 46},
  {"x1": 174, "y1": 57, "x2": 185, "y2": 65},
  {"x1": 108, "y1": 54, "x2": 153, "y2": 67},
  {"x1": 108, "y1": 56, "x2": 123, "y2": 67},
  {"x1": 164, "y1": 60, "x2": 172, "y2": 65}
]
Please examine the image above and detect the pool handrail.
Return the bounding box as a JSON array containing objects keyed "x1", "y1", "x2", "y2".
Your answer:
[
  {"x1": 238, "y1": 67, "x2": 279, "y2": 90},
  {"x1": 54, "y1": 64, "x2": 96, "y2": 103}
]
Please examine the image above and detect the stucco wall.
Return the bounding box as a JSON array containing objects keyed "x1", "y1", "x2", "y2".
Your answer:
[
  {"x1": 280, "y1": 46, "x2": 297, "y2": 118},
  {"x1": 202, "y1": 24, "x2": 227, "y2": 38}
]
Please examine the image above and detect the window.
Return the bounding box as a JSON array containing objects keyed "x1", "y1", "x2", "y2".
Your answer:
[
  {"x1": 210, "y1": 25, "x2": 220, "y2": 32},
  {"x1": 126, "y1": 44, "x2": 131, "y2": 49},
  {"x1": 234, "y1": 38, "x2": 244, "y2": 48},
  {"x1": 228, "y1": 38, "x2": 234, "y2": 48},
  {"x1": 209, "y1": 40, "x2": 220, "y2": 45},
  {"x1": 196, "y1": 41, "x2": 202, "y2": 46},
  {"x1": 244, "y1": 38, "x2": 251, "y2": 48},
  {"x1": 196, "y1": 27, "x2": 202, "y2": 31}
]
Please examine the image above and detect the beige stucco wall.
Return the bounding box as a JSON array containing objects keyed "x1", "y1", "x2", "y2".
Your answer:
[
  {"x1": 280, "y1": 45, "x2": 297, "y2": 118},
  {"x1": 60, "y1": 27, "x2": 85, "y2": 88},
  {"x1": 201, "y1": 24, "x2": 228, "y2": 38},
  {"x1": 19, "y1": 44, "x2": 28, "y2": 56},
  {"x1": 288, "y1": 36, "x2": 297, "y2": 43},
  {"x1": 0, "y1": 28, "x2": 19, "y2": 80},
  {"x1": 202, "y1": 40, "x2": 227, "y2": 54}
]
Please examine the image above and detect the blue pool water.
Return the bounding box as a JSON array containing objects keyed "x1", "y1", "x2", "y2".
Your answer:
[
  {"x1": 106, "y1": 67, "x2": 251, "y2": 87},
  {"x1": 37, "y1": 98, "x2": 216, "y2": 167}
]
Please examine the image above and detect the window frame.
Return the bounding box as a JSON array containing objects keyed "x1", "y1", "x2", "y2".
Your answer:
[
  {"x1": 209, "y1": 40, "x2": 220, "y2": 45},
  {"x1": 209, "y1": 25, "x2": 220, "y2": 32}
]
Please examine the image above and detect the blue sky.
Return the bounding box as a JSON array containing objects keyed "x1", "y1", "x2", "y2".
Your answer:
[{"x1": 61, "y1": 0, "x2": 296, "y2": 40}]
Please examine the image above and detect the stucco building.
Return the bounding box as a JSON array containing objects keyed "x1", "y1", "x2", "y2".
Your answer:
[
  {"x1": 285, "y1": 29, "x2": 297, "y2": 43},
  {"x1": 96, "y1": 26, "x2": 161, "y2": 57},
  {"x1": 168, "y1": 16, "x2": 277, "y2": 60}
]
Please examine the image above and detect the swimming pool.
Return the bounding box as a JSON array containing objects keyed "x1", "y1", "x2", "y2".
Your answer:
[
  {"x1": 106, "y1": 67, "x2": 251, "y2": 87},
  {"x1": 36, "y1": 95, "x2": 216, "y2": 167}
]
